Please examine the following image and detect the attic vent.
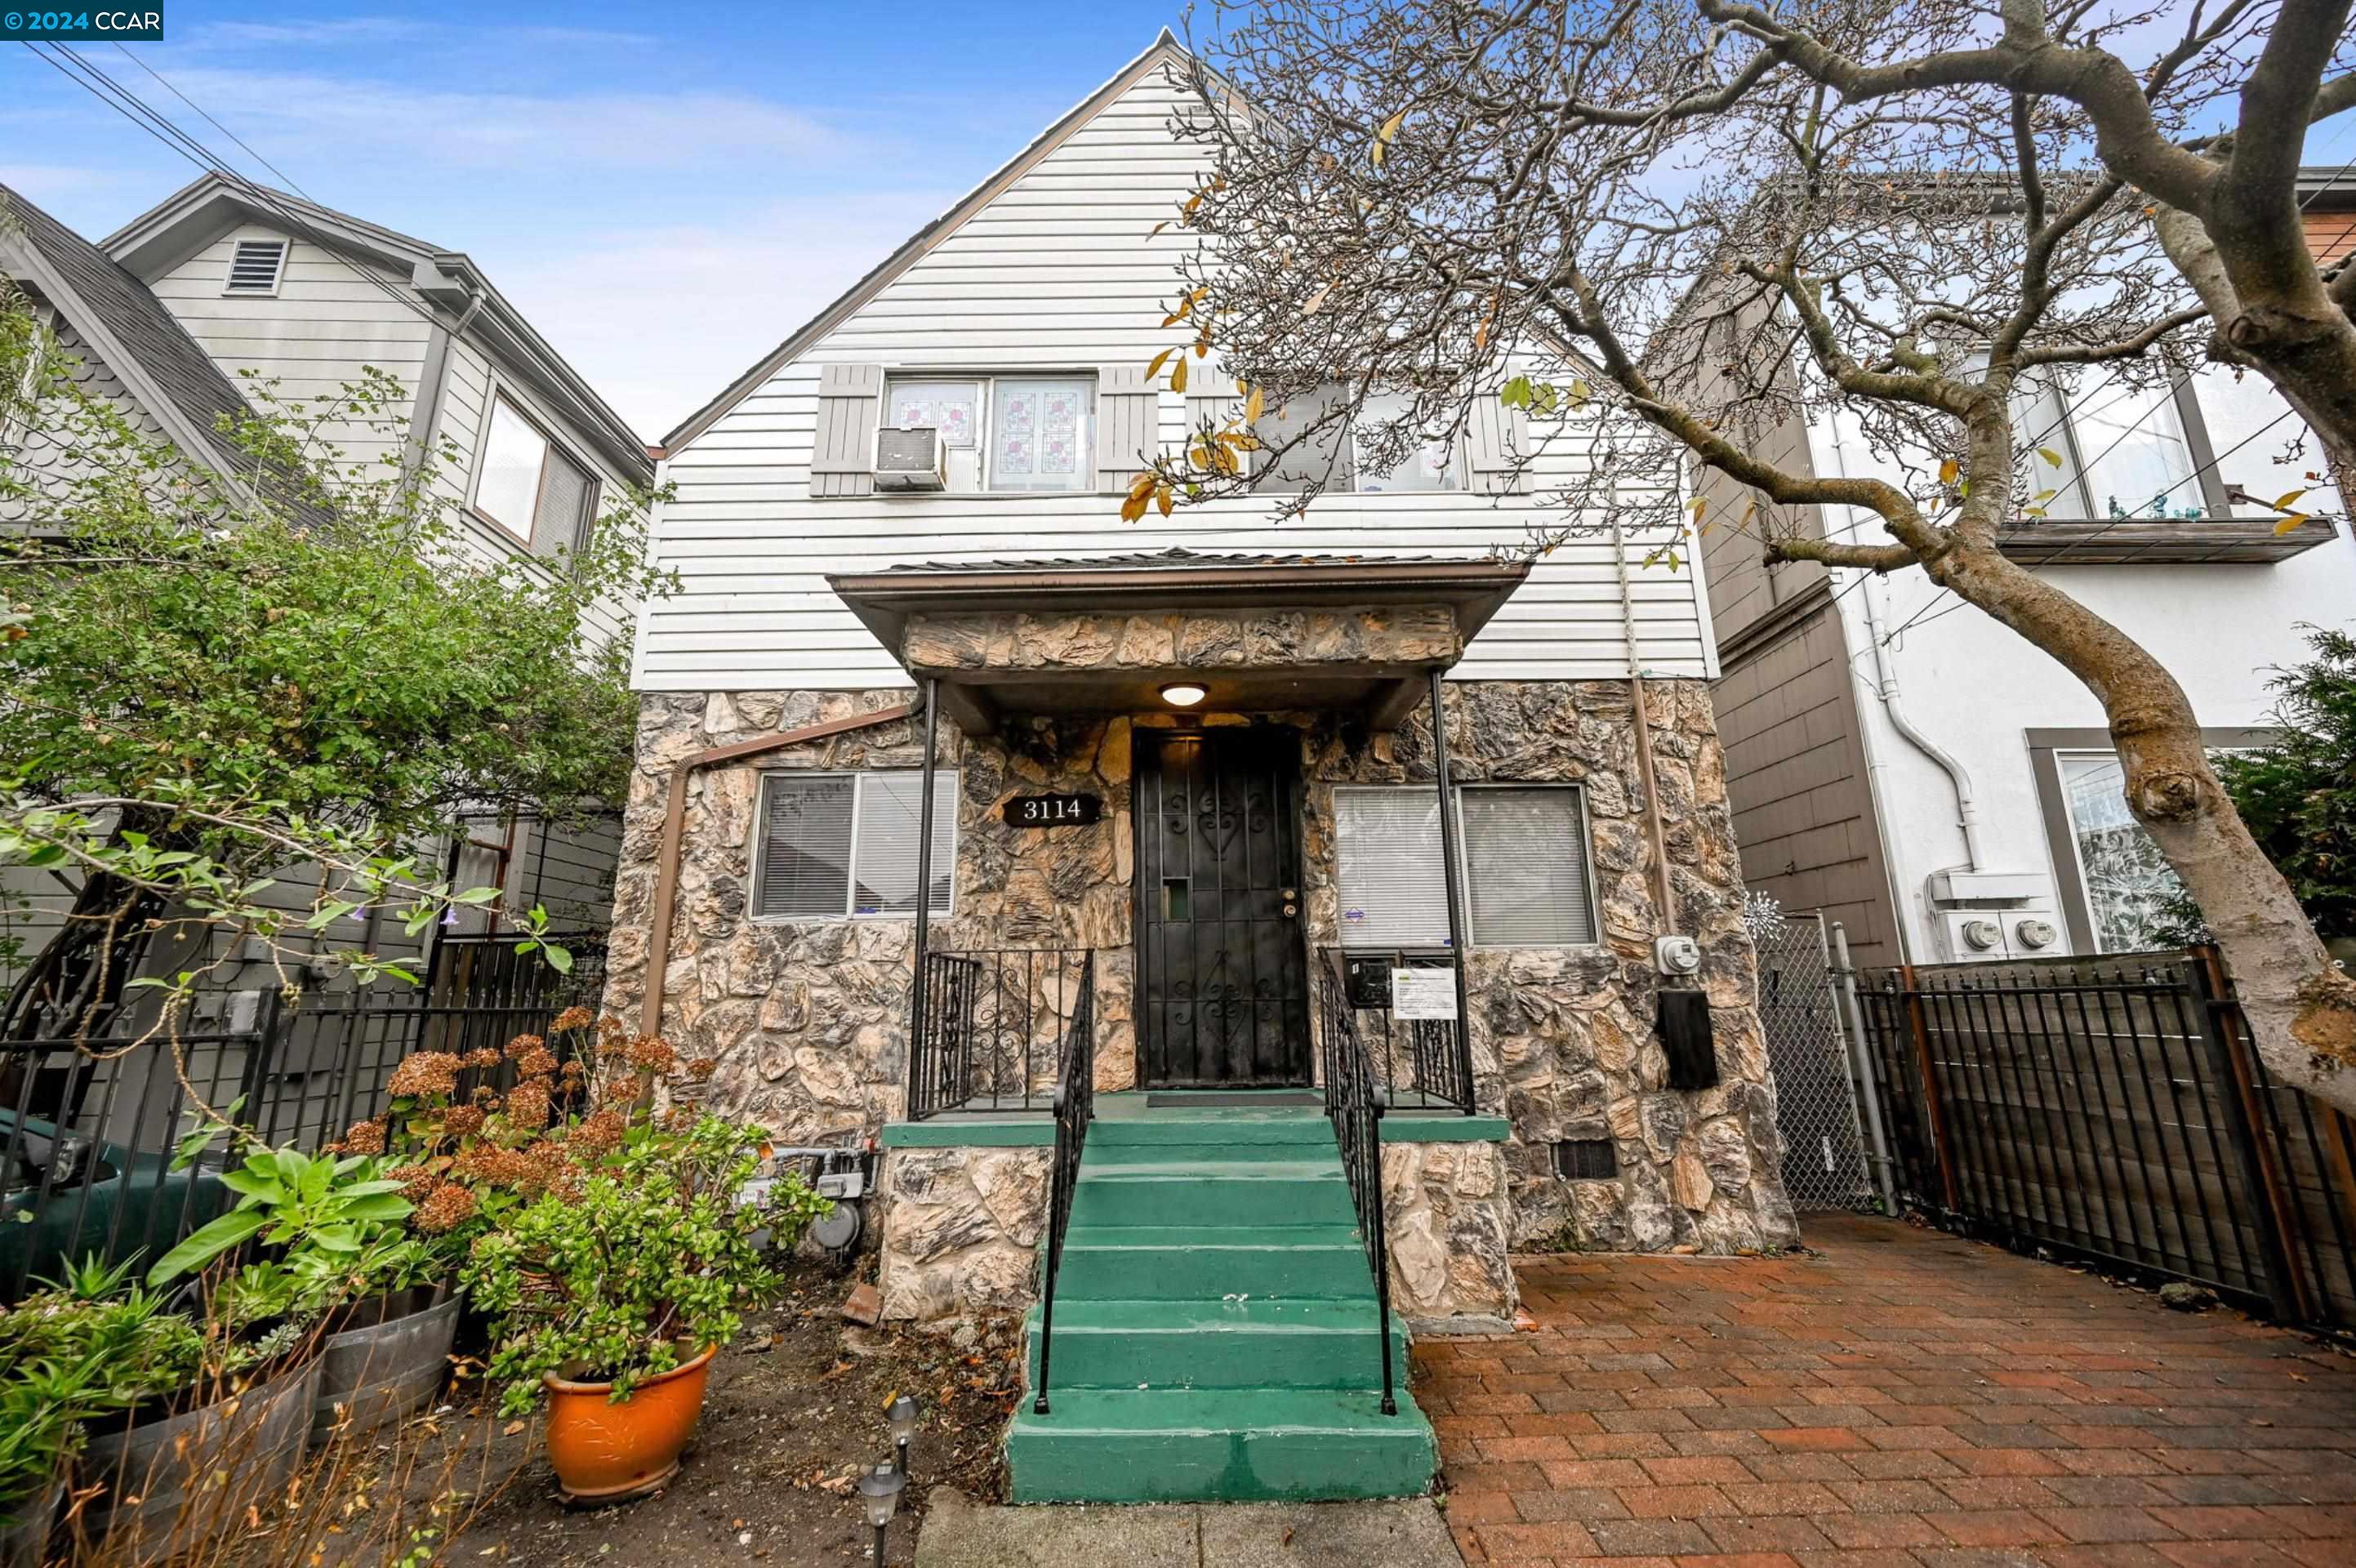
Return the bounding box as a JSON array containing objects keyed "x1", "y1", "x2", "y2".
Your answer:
[
  {"x1": 224, "y1": 238, "x2": 287, "y2": 295},
  {"x1": 1556, "y1": 1139, "x2": 1618, "y2": 1181}
]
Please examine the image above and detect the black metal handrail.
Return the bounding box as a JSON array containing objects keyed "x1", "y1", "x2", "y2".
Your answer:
[
  {"x1": 1316, "y1": 953, "x2": 1398, "y2": 1416},
  {"x1": 1031, "y1": 951, "x2": 1096, "y2": 1416},
  {"x1": 1316, "y1": 947, "x2": 1476, "y2": 1114},
  {"x1": 907, "y1": 947, "x2": 1091, "y2": 1120}
]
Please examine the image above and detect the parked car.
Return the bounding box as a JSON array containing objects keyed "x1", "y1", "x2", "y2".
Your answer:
[{"x1": 1, "y1": 1111, "x2": 228, "y2": 1292}]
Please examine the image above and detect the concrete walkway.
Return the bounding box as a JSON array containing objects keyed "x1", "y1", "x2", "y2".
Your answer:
[
  {"x1": 913, "y1": 1489, "x2": 1464, "y2": 1566},
  {"x1": 1424, "y1": 1214, "x2": 2356, "y2": 1565}
]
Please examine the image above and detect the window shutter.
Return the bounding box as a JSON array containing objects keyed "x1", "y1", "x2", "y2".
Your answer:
[
  {"x1": 1334, "y1": 788, "x2": 1452, "y2": 948},
  {"x1": 810, "y1": 363, "x2": 884, "y2": 497},
  {"x1": 756, "y1": 776, "x2": 856, "y2": 917},
  {"x1": 1096, "y1": 364, "x2": 1158, "y2": 491},
  {"x1": 1467, "y1": 390, "x2": 1530, "y2": 494},
  {"x1": 1460, "y1": 787, "x2": 1594, "y2": 944}
]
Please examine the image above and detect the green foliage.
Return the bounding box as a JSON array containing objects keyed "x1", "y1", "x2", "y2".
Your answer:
[
  {"x1": 2175, "y1": 627, "x2": 2356, "y2": 942},
  {"x1": 461, "y1": 1115, "x2": 786, "y2": 1416},
  {"x1": 144, "y1": 1142, "x2": 425, "y2": 1341},
  {"x1": 0, "y1": 1257, "x2": 205, "y2": 1522},
  {"x1": 0, "y1": 290, "x2": 671, "y2": 1009}
]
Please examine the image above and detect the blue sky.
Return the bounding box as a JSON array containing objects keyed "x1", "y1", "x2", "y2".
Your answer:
[
  {"x1": 6, "y1": 4, "x2": 2352, "y2": 443},
  {"x1": 2, "y1": 2, "x2": 1193, "y2": 439}
]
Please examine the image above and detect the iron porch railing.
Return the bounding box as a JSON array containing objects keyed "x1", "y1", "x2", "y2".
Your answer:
[
  {"x1": 908, "y1": 947, "x2": 1092, "y2": 1120},
  {"x1": 1316, "y1": 948, "x2": 1477, "y2": 1114},
  {"x1": 1316, "y1": 952, "x2": 1398, "y2": 1416},
  {"x1": 1031, "y1": 951, "x2": 1097, "y2": 1416}
]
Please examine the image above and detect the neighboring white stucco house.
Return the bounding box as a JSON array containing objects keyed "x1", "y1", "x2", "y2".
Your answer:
[{"x1": 1704, "y1": 342, "x2": 2356, "y2": 969}]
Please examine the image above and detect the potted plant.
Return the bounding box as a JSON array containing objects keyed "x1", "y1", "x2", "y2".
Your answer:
[
  {"x1": 461, "y1": 1111, "x2": 800, "y2": 1503},
  {"x1": 0, "y1": 1258, "x2": 203, "y2": 1568}
]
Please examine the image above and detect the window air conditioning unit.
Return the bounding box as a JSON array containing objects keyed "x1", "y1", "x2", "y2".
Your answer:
[{"x1": 874, "y1": 425, "x2": 947, "y2": 492}]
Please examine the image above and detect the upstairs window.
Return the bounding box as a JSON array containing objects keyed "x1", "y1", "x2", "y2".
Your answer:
[
  {"x1": 473, "y1": 393, "x2": 598, "y2": 552},
  {"x1": 754, "y1": 771, "x2": 957, "y2": 920},
  {"x1": 223, "y1": 238, "x2": 288, "y2": 296},
  {"x1": 1224, "y1": 385, "x2": 1463, "y2": 495},
  {"x1": 2008, "y1": 371, "x2": 2220, "y2": 520},
  {"x1": 1332, "y1": 784, "x2": 1597, "y2": 949},
  {"x1": 881, "y1": 375, "x2": 1093, "y2": 494}
]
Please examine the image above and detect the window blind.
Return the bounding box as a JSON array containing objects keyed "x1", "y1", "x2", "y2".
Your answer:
[
  {"x1": 1333, "y1": 787, "x2": 1450, "y2": 948},
  {"x1": 851, "y1": 771, "x2": 957, "y2": 916},
  {"x1": 755, "y1": 776, "x2": 855, "y2": 918},
  {"x1": 1460, "y1": 787, "x2": 1595, "y2": 945},
  {"x1": 532, "y1": 447, "x2": 595, "y2": 553}
]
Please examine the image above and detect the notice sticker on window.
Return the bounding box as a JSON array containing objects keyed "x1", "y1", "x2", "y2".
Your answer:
[{"x1": 1390, "y1": 969, "x2": 1457, "y2": 1021}]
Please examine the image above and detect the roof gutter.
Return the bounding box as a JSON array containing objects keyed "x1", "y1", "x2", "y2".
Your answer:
[{"x1": 638, "y1": 703, "x2": 919, "y2": 1038}]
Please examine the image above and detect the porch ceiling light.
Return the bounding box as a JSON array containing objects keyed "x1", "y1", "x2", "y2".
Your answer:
[{"x1": 1160, "y1": 681, "x2": 1208, "y2": 707}]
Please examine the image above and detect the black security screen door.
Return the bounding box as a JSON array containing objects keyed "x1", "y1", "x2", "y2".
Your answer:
[{"x1": 1136, "y1": 728, "x2": 1313, "y2": 1087}]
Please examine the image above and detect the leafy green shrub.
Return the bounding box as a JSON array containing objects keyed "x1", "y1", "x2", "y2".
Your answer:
[
  {"x1": 0, "y1": 1258, "x2": 203, "y2": 1526},
  {"x1": 461, "y1": 1115, "x2": 789, "y2": 1416}
]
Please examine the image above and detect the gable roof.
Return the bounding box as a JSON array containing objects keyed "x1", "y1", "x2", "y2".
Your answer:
[
  {"x1": 1, "y1": 180, "x2": 257, "y2": 477},
  {"x1": 102, "y1": 173, "x2": 652, "y2": 480},
  {"x1": 661, "y1": 29, "x2": 1193, "y2": 454}
]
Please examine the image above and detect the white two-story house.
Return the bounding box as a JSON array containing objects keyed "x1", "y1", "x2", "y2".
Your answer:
[{"x1": 610, "y1": 33, "x2": 1794, "y2": 1505}]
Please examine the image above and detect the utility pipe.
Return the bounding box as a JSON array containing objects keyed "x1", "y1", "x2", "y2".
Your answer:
[
  {"x1": 1813, "y1": 419, "x2": 1983, "y2": 875},
  {"x1": 1606, "y1": 514, "x2": 1680, "y2": 932}
]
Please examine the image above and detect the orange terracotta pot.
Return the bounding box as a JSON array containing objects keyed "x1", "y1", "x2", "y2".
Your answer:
[{"x1": 541, "y1": 1345, "x2": 717, "y2": 1504}]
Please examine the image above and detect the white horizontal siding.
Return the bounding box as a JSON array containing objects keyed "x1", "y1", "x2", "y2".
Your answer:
[
  {"x1": 646, "y1": 59, "x2": 1714, "y2": 691},
  {"x1": 147, "y1": 222, "x2": 434, "y2": 474}
]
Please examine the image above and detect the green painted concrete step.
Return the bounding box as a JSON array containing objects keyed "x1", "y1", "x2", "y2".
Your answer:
[
  {"x1": 1089, "y1": 1116, "x2": 1337, "y2": 1147},
  {"x1": 1005, "y1": 1388, "x2": 1435, "y2": 1504},
  {"x1": 1056, "y1": 1224, "x2": 1374, "y2": 1300},
  {"x1": 1082, "y1": 1140, "x2": 1343, "y2": 1168},
  {"x1": 1025, "y1": 1298, "x2": 1410, "y2": 1391},
  {"x1": 1070, "y1": 1163, "x2": 1356, "y2": 1227}
]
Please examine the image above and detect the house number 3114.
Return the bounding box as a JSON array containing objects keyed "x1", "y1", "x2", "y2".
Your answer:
[{"x1": 1003, "y1": 793, "x2": 1102, "y2": 827}]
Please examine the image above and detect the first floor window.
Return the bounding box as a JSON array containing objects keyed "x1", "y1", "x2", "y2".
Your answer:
[
  {"x1": 1332, "y1": 784, "x2": 1596, "y2": 948},
  {"x1": 2056, "y1": 751, "x2": 2186, "y2": 952},
  {"x1": 754, "y1": 771, "x2": 957, "y2": 920},
  {"x1": 474, "y1": 394, "x2": 598, "y2": 550}
]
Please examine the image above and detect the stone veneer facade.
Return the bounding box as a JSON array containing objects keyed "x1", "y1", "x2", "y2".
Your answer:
[{"x1": 604, "y1": 669, "x2": 1798, "y2": 1322}]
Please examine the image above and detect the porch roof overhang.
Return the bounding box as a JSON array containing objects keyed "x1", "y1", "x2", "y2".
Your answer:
[{"x1": 827, "y1": 549, "x2": 1530, "y2": 733}]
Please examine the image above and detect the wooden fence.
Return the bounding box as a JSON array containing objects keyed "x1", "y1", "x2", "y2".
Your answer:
[{"x1": 1851, "y1": 947, "x2": 2356, "y2": 1332}]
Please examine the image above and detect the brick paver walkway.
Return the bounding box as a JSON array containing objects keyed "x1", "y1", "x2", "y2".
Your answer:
[{"x1": 1416, "y1": 1214, "x2": 2356, "y2": 1567}]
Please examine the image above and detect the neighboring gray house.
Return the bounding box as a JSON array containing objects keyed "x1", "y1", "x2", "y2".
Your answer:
[{"x1": 1, "y1": 176, "x2": 651, "y2": 1020}]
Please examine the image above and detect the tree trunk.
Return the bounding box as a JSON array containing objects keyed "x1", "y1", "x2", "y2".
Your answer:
[{"x1": 1925, "y1": 541, "x2": 2356, "y2": 1111}]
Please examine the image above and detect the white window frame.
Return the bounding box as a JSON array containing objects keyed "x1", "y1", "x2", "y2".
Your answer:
[
  {"x1": 748, "y1": 769, "x2": 959, "y2": 923},
  {"x1": 1332, "y1": 782, "x2": 1600, "y2": 951},
  {"x1": 467, "y1": 384, "x2": 600, "y2": 551},
  {"x1": 220, "y1": 237, "x2": 289, "y2": 297},
  {"x1": 1247, "y1": 383, "x2": 1467, "y2": 496},
  {"x1": 880, "y1": 372, "x2": 1098, "y2": 494},
  {"x1": 2007, "y1": 368, "x2": 2229, "y2": 522}
]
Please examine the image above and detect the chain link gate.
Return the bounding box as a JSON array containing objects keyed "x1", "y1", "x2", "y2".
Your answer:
[{"x1": 1754, "y1": 914, "x2": 1883, "y2": 1212}]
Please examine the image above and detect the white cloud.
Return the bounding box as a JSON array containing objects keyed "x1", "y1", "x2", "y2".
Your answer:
[
  {"x1": 485, "y1": 191, "x2": 963, "y2": 441},
  {"x1": 0, "y1": 163, "x2": 138, "y2": 202}
]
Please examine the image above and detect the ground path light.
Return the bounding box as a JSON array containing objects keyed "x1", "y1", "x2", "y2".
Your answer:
[
  {"x1": 857, "y1": 1462, "x2": 905, "y2": 1564},
  {"x1": 889, "y1": 1393, "x2": 918, "y2": 1477}
]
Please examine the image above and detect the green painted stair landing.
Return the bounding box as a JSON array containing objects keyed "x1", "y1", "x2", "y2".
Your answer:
[{"x1": 1005, "y1": 1095, "x2": 1436, "y2": 1504}]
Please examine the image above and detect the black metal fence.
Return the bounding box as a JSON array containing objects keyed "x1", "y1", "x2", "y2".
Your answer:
[
  {"x1": 1, "y1": 934, "x2": 604, "y2": 1298},
  {"x1": 1315, "y1": 952, "x2": 1398, "y2": 1415},
  {"x1": 909, "y1": 947, "x2": 1092, "y2": 1120},
  {"x1": 1315, "y1": 949, "x2": 1477, "y2": 1114},
  {"x1": 1852, "y1": 947, "x2": 2356, "y2": 1331},
  {"x1": 1031, "y1": 952, "x2": 1096, "y2": 1418}
]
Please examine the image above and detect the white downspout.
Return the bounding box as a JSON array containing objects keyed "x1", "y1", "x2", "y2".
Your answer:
[{"x1": 1818, "y1": 419, "x2": 1983, "y2": 875}]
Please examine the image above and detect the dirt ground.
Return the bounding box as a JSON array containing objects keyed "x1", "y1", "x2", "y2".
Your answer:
[{"x1": 418, "y1": 1260, "x2": 1022, "y2": 1568}]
